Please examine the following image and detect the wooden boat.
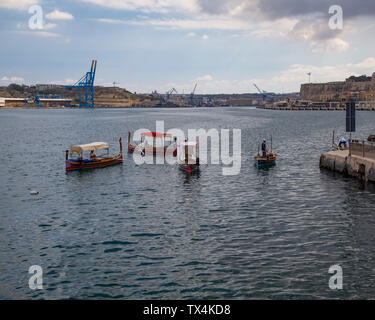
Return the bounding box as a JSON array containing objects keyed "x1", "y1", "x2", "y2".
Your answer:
[
  {"x1": 254, "y1": 136, "x2": 277, "y2": 167},
  {"x1": 178, "y1": 141, "x2": 200, "y2": 173},
  {"x1": 128, "y1": 131, "x2": 177, "y2": 156},
  {"x1": 66, "y1": 138, "x2": 123, "y2": 171}
]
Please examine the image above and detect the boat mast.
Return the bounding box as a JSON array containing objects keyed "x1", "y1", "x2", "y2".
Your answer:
[{"x1": 185, "y1": 144, "x2": 189, "y2": 164}]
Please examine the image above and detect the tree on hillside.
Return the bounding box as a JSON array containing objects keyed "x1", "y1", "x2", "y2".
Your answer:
[{"x1": 8, "y1": 83, "x2": 25, "y2": 92}]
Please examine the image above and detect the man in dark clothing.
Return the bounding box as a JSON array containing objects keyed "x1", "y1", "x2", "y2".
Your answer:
[{"x1": 261, "y1": 139, "x2": 267, "y2": 158}]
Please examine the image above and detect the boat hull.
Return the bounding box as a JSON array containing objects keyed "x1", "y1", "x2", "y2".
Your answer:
[
  {"x1": 254, "y1": 154, "x2": 277, "y2": 168},
  {"x1": 66, "y1": 155, "x2": 123, "y2": 171},
  {"x1": 254, "y1": 160, "x2": 276, "y2": 168},
  {"x1": 179, "y1": 164, "x2": 199, "y2": 173}
]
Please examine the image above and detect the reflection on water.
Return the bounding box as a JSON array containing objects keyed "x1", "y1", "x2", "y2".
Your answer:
[{"x1": 1, "y1": 108, "x2": 375, "y2": 299}]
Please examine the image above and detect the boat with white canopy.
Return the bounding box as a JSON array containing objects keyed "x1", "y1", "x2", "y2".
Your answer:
[{"x1": 66, "y1": 139, "x2": 123, "y2": 171}]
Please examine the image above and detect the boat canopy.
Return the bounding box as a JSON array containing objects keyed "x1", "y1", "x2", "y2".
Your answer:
[
  {"x1": 141, "y1": 132, "x2": 173, "y2": 138},
  {"x1": 70, "y1": 142, "x2": 109, "y2": 156},
  {"x1": 180, "y1": 141, "x2": 198, "y2": 146}
]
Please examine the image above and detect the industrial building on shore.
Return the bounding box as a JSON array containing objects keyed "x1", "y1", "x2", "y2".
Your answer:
[{"x1": 0, "y1": 97, "x2": 72, "y2": 108}]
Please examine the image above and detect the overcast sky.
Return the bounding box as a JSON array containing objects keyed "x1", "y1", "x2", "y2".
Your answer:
[{"x1": 1, "y1": 0, "x2": 375, "y2": 93}]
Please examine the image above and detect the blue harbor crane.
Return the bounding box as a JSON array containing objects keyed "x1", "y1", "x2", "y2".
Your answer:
[
  {"x1": 34, "y1": 87, "x2": 41, "y2": 107},
  {"x1": 26, "y1": 85, "x2": 42, "y2": 107},
  {"x1": 66, "y1": 60, "x2": 97, "y2": 107}
]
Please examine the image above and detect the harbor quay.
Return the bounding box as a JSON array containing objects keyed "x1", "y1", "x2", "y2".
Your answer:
[{"x1": 320, "y1": 143, "x2": 375, "y2": 183}]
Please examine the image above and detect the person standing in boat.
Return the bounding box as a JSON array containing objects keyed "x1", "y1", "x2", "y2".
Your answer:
[{"x1": 261, "y1": 139, "x2": 268, "y2": 158}]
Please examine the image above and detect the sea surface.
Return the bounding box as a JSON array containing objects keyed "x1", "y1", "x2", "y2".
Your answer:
[{"x1": 1, "y1": 107, "x2": 375, "y2": 299}]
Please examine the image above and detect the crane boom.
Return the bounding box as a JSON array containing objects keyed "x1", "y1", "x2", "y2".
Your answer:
[
  {"x1": 189, "y1": 83, "x2": 198, "y2": 106},
  {"x1": 253, "y1": 83, "x2": 265, "y2": 94},
  {"x1": 192, "y1": 83, "x2": 197, "y2": 95},
  {"x1": 253, "y1": 83, "x2": 268, "y2": 102},
  {"x1": 66, "y1": 60, "x2": 97, "y2": 107}
]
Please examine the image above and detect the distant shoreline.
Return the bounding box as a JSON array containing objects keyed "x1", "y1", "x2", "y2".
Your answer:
[{"x1": 0, "y1": 105, "x2": 259, "y2": 110}]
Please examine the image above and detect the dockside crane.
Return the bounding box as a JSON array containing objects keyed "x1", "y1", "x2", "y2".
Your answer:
[
  {"x1": 34, "y1": 86, "x2": 41, "y2": 107},
  {"x1": 165, "y1": 88, "x2": 178, "y2": 102},
  {"x1": 253, "y1": 83, "x2": 268, "y2": 101},
  {"x1": 26, "y1": 85, "x2": 42, "y2": 107},
  {"x1": 66, "y1": 60, "x2": 97, "y2": 107},
  {"x1": 190, "y1": 83, "x2": 197, "y2": 106}
]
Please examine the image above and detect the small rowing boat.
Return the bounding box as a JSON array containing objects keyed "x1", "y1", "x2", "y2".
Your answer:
[
  {"x1": 66, "y1": 138, "x2": 123, "y2": 171},
  {"x1": 254, "y1": 136, "x2": 277, "y2": 167},
  {"x1": 178, "y1": 141, "x2": 200, "y2": 173}
]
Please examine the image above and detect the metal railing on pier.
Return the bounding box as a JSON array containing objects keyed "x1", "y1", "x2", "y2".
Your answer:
[{"x1": 350, "y1": 141, "x2": 375, "y2": 160}]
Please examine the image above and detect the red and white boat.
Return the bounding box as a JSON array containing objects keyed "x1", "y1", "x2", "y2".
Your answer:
[{"x1": 128, "y1": 131, "x2": 177, "y2": 157}]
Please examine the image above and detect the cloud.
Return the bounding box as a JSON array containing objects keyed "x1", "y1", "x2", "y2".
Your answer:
[
  {"x1": 12, "y1": 22, "x2": 62, "y2": 39},
  {"x1": 43, "y1": 23, "x2": 57, "y2": 30},
  {"x1": 87, "y1": 0, "x2": 375, "y2": 23},
  {"x1": 50, "y1": 78, "x2": 77, "y2": 85},
  {"x1": 46, "y1": 10, "x2": 74, "y2": 20},
  {"x1": 251, "y1": 17, "x2": 298, "y2": 38},
  {"x1": 95, "y1": 18, "x2": 124, "y2": 24},
  {"x1": 312, "y1": 38, "x2": 349, "y2": 53},
  {"x1": 255, "y1": 0, "x2": 375, "y2": 20},
  {"x1": 194, "y1": 1, "x2": 375, "y2": 51},
  {"x1": 0, "y1": 0, "x2": 40, "y2": 10},
  {"x1": 186, "y1": 32, "x2": 196, "y2": 37},
  {"x1": 1, "y1": 76, "x2": 25, "y2": 83},
  {"x1": 81, "y1": 0, "x2": 200, "y2": 14},
  {"x1": 91, "y1": 1, "x2": 352, "y2": 52},
  {"x1": 151, "y1": 57, "x2": 375, "y2": 94},
  {"x1": 288, "y1": 18, "x2": 349, "y2": 52},
  {"x1": 96, "y1": 16, "x2": 255, "y2": 30},
  {"x1": 14, "y1": 30, "x2": 61, "y2": 38},
  {"x1": 351, "y1": 57, "x2": 375, "y2": 69},
  {"x1": 194, "y1": 0, "x2": 375, "y2": 20},
  {"x1": 196, "y1": 74, "x2": 213, "y2": 81},
  {"x1": 202, "y1": 34, "x2": 208, "y2": 40}
]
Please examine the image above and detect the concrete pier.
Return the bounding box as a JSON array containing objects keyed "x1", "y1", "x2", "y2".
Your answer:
[{"x1": 320, "y1": 150, "x2": 375, "y2": 182}]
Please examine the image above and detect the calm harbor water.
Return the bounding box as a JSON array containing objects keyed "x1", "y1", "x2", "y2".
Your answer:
[{"x1": 1, "y1": 107, "x2": 375, "y2": 299}]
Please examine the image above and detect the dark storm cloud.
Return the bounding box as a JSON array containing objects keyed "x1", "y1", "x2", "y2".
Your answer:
[
  {"x1": 258, "y1": 0, "x2": 375, "y2": 19},
  {"x1": 198, "y1": 0, "x2": 375, "y2": 19},
  {"x1": 198, "y1": 0, "x2": 245, "y2": 14},
  {"x1": 198, "y1": 0, "x2": 228, "y2": 14}
]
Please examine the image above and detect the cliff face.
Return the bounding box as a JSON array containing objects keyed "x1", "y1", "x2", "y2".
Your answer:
[{"x1": 300, "y1": 73, "x2": 375, "y2": 102}]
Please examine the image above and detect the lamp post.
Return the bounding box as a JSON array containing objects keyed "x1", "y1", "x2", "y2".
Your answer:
[{"x1": 307, "y1": 72, "x2": 312, "y2": 83}]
